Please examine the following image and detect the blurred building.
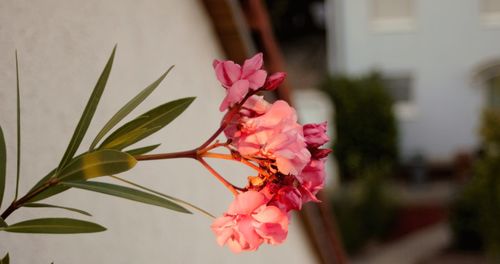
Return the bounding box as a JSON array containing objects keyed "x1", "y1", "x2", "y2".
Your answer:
[{"x1": 327, "y1": 0, "x2": 500, "y2": 162}]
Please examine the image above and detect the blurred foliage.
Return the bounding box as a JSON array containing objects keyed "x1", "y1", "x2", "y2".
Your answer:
[
  {"x1": 450, "y1": 109, "x2": 500, "y2": 260},
  {"x1": 480, "y1": 108, "x2": 500, "y2": 154},
  {"x1": 321, "y1": 72, "x2": 398, "y2": 180},
  {"x1": 331, "y1": 163, "x2": 397, "y2": 254}
]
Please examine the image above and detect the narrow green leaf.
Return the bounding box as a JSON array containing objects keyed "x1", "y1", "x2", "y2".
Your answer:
[
  {"x1": 0, "y1": 218, "x2": 106, "y2": 234},
  {"x1": 27, "y1": 185, "x2": 69, "y2": 203},
  {"x1": 28, "y1": 149, "x2": 135, "y2": 202},
  {"x1": 125, "y1": 144, "x2": 161, "y2": 156},
  {"x1": 99, "y1": 97, "x2": 195, "y2": 150},
  {"x1": 89, "y1": 66, "x2": 175, "y2": 150},
  {"x1": 0, "y1": 217, "x2": 7, "y2": 227},
  {"x1": 23, "y1": 203, "x2": 92, "y2": 216},
  {"x1": 57, "y1": 46, "x2": 116, "y2": 171},
  {"x1": 0, "y1": 253, "x2": 9, "y2": 264},
  {"x1": 28, "y1": 168, "x2": 57, "y2": 193},
  {"x1": 28, "y1": 167, "x2": 70, "y2": 202},
  {"x1": 110, "y1": 175, "x2": 214, "y2": 218},
  {"x1": 27, "y1": 168, "x2": 69, "y2": 202},
  {"x1": 58, "y1": 149, "x2": 136, "y2": 181},
  {"x1": 0, "y1": 126, "x2": 6, "y2": 208},
  {"x1": 14, "y1": 51, "x2": 21, "y2": 200},
  {"x1": 61, "y1": 181, "x2": 191, "y2": 214}
]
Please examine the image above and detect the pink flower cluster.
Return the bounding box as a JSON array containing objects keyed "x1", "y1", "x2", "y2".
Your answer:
[{"x1": 210, "y1": 53, "x2": 331, "y2": 252}]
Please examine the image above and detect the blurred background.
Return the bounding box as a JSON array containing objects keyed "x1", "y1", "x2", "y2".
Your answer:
[{"x1": 0, "y1": 0, "x2": 499, "y2": 263}]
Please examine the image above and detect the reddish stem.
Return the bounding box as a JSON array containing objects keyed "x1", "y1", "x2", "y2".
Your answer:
[
  {"x1": 197, "y1": 158, "x2": 239, "y2": 196},
  {"x1": 198, "y1": 90, "x2": 257, "y2": 151},
  {"x1": 202, "y1": 152, "x2": 265, "y2": 175}
]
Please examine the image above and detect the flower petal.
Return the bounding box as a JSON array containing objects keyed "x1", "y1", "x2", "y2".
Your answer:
[
  {"x1": 219, "y1": 79, "x2": 250, "y2": 111},
  {"x1": 242, "y1": 53, "x2": 263, "y2": 78},
  {"x1": 215, "y1": 60, "x2": 241, "y2": 87},
  {"x1": 228, "y1": 190, "x2": 267, "y2": 215},
  {"x1": 247, "y1": 70, "x2": 267, "y2": 90}
]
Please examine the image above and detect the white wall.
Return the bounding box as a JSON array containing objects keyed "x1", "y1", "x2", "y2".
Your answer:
[
  {"x1": 0, "y1": 0, "x2": 316, "y2": 263},
  {"x1": 328, "y1": 0, "x2": 500, "y2": 161}
]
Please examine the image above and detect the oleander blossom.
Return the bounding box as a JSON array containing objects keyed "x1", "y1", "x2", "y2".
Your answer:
[
  {"x1": 228, "y1": 96, "x2": 311, "y2": 176},
  {"x1": 303, "y1": 122, "x2": 329, "y2": 149},
  {"x1": 211, "y1": 191, "x2": 288, "y2": 253},
  {"x1": 299, "y1": 122, "x2": 331, "y2": 203},
  {"x1": 211, "y1": 53, "x2": 332, "y2": 252},
  {"x1": 213, "y1": 53, "x2": 267, "y2": 111}
]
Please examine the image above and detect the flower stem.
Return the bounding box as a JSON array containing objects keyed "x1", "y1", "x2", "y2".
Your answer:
[
  {"x1": 197, "y1": 108, "x2": 237, "y2": 151},
  {"x1": 197, "y1": 141, "x2": 231, "y2": 154},
  {"x1": 202, "y1": 152, "x2": 265, "y2": 174},
  {"x1": 197, "y1": 158, "x2": 239, "y2": 196},
  {"x1": 200, "y1": 152, "x2": 234, "y2": 160},
  {"x1": 197, "y1": 91, "x2": 256, "y2": 151},
  {"x1": 1, "y1": 178, "x2": 59, "y2": 220}
]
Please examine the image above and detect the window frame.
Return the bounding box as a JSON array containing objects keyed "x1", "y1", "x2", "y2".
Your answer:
[{"x1": 370, "y1": 0, "x2": 416, "y2": 33}]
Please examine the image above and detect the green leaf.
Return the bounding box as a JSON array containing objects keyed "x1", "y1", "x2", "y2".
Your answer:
[
  {"x1": 0, "y1": 217, "x2": 6, "y2": 227},
  {"x1": 28, "y1": 149, "x2": 135, "y2": 202},
  {"x1": 0, "y1": 253, "x2": 9, "y2": 264},
  {"x1": 0, "y1": 126, "x2": 6, "y2": 208},
  {"x1": 0, "y1": 218, "x2": 106, "y2": 234},
  {"x1": 125, "y1": 144, "x2": 161, "y2": 156},
  {"x1": 61, "y1": 181, "x2": 191, "y2": 214},
  {"x1": 14, "y1": 51, "x2": 21, "y2": 200},
  {"x1": 23, "y1": 203, "x2": 92, "y2": 216},
  {"x1": 28, "y1": 168, "x2": 57, "y2": 193},
  {"x1": 58, "y1": 149, "x2": 136, "y2": 181},
  {"x1": 27, "y1": 185, "x2": 69, "y2": 203},
  {"x1": 27, "y1": 168, "x2": 68, "y2": 202},
  {"x1": 110, "y1": 175, "x2": 214, "y2": 218},
  {"x1": 89, "y1": 66, "x2": 175, "y2": 150},
  {"x1": 57, "y1": 46, "x2": 116, "y2": 171},
  {"x1": 99, "y1": 97, "x2": 195, "y2": 150}
]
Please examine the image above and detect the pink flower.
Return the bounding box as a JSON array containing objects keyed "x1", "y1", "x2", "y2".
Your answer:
[
  {"x1": 223, "y1": 95, "x2": 271, "y2": 141},
  {"x1": 271, "y1": 186, "x2": 302, "y2": 212},
  {"x1": 259, "y1": 182, "x2": 302, "y2": 212},
  {"x1": 303, "y1": 122, "x2": 330, "y2": 149},
  {"x1": 236, "y1": 101, "x2": 311, "y2": 175},
  {"x1": 213, "y1": 53, "x2": 267, "y2": 111},
  {"x1": 240, "y1": 95, "x2": 271, "y2": 117},
  {"x1": 264, "y1": 72, "x2": 286, "y2": 90},
  {"x1": 310, "y1": 148, "x2": 332, "y2": 160},
  {"x1": 211, "y1": 191, "x2": 288, "y2": 252},
  {"x1": 298, "y1": 158, "x2": 326, "y2": 203}
]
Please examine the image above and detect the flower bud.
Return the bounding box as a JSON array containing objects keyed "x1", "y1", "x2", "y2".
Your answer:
[{"x1": 264, "y1": 72, "x2": 286, "y2": 90}]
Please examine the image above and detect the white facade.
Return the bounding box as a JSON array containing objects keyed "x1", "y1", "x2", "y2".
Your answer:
[
  {"x1": 0, "y1": 0, "x2": 316, "y2": 263},
  {"x1": 327, "y1": 0, "x2": 500, "y2": 161}
]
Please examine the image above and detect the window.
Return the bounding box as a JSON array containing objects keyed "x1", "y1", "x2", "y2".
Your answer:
[
  {"x1": 384, "y1": 76, "x2": 412, "y2": 103},
  {"x1": 480, "y1": 0, "x2": 500, "y2": 26},
  {"x1": 371, "y1": 0, "x2": 415, "y2": 32},
  {"x1": 383, "y1": 74, "x2": 417, "y2": 120},
  {"x1": 481, "y1": 0, "x2": 500, "y2": 14}
]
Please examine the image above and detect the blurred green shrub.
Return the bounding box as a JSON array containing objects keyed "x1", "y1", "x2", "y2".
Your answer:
[
  {"x1": 322, "y1": 72, "x2": 399, "y2": 253},
  {"x1": 331, "y1": 163, "x2": 397, "y2": 253},
  {"x1": 450, "y1": 109, "x2": 500, "y2": 260},
  {"x1": 480, "y1": 108, "x2": 500, "y2": 154},
  {"x1": 320, "y1": 72, "x2": 398, "y2": 180}
]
